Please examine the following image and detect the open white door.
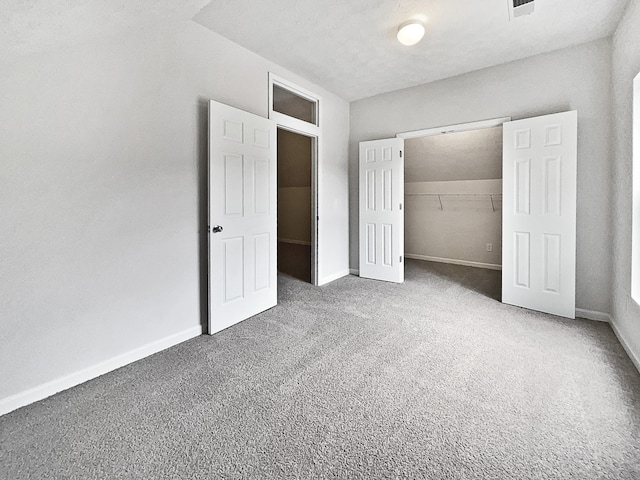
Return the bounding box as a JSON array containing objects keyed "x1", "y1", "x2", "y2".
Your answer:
[
  {"x1": 208, "y1": 100, "x2": 277, "y2": 335},
  {"x1": 359, "y1": 138, "x2": 404, "y2": 283},
  {"x1": 502, "y1": 111, "x2": 577, "y2": 318}
]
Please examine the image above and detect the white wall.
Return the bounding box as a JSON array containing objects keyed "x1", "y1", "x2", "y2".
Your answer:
[
  {"x1": 350, "y1": 38, "x2": 613, "y2": 314},
  {"x1": 0, "y1": 19, "x2": 350, "y2": 410},
  {"x1": 611, "y1": 1, "x2": 640, "y2": 369}
]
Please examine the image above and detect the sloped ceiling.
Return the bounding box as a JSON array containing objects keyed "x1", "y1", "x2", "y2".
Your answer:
[{"x1": 0, "y1": 0, "x2": 210, "y2": 57}]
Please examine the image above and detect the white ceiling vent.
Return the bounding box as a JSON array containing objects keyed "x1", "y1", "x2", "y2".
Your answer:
[{"x1": 509, "y1": 0, "x2": 535, "y2": 19}]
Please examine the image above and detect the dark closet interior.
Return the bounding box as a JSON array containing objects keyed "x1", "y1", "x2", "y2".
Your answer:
[{"x1": 277, "y1": 128, "x2": 312, "y2": 283}]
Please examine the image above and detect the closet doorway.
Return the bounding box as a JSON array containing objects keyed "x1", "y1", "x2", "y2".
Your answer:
[
  {"x1": 277, "y1": 128, "x2": 316, "y2": 283},
  {"x1": 401, "y1": 120, "x2": 508, "y2": 299},
  {"x1": 362, "y1": 113, "x2": 577, "y2": 317}
]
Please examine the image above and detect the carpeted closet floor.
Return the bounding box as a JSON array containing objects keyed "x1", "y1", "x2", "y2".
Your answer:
[{"x1": 1, "y1": 260, "x2": 639, "y2": 479}]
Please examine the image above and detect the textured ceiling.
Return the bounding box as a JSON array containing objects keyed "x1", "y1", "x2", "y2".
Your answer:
[
  {"x1": 2, "y1": 0, "x2": 630, "y2": 101},
  {"x1": 195, "y1": 0, "x2": 630, "y2": 101}
]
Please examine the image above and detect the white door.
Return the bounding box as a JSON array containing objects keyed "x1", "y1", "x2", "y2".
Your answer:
[
  {"x1": 502, "y1": 111, "x2": 577, "y2": 318},
  {"x1": 359, "y1": 138, "x2": 405, "y2": 283},
  {"x1": 208, "y1": 100, "x2": 277, "y2": 335}
]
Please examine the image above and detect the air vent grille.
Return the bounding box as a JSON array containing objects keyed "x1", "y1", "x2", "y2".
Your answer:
[{"x1": 509, "y1": 0, "x2": 534, "y2": 19}]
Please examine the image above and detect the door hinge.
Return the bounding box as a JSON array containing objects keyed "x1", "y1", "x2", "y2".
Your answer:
[
  {"x1": 400, "y1": 150, "x2": 403, "y2": 158},
  {"x1": 400, "y1": 255, "x2": 403, "y2": 263},
  {"x1": 399, "y1": 203, "x2": 403, "y2": 210}
]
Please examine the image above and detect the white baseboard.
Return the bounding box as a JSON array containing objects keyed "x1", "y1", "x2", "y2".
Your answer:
[
  {"x1": 0, "y1": 325, "x2": 203, "y2": 417},
  {"x1": 559, "y1": 309, "x2": 639, "y2": 374},
  {"x1": 405, "y1": 254, "x2": 502, "y2": 271},
  {"x1": 575, "y1": 308, "x2": 612, "y2": 323},
  {"x1": 349, "y1": 268, "x2": 360, "y2": 276},
  {"x1": 318, "y1": 269, "x2": 350, "y2": 286},
  {"x1": 610, "y1": 319, "x2": 640, "y2": 374}
]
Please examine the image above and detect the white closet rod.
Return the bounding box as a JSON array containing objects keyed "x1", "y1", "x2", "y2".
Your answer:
[{"x1": 405, "y1": 193, "x2": 502, "y2": 212}]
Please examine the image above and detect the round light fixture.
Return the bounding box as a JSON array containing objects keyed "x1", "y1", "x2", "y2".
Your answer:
[{"x1": 397, "y1": 20, "x2": 425, "y2": 46}]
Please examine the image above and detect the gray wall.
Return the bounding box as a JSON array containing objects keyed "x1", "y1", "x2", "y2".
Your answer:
[
  {"x1": 350, "y1": 38, "x2": 613, "y2": 314},
  {"x1": 611, "y1": 1, "x2": 640, "y2": 366},
  {"x1": 0, "y1": 20, "x2": 350, "y2": 402}
]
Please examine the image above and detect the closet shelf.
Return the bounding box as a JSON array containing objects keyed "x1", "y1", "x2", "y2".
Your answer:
[{"x1": 405, "y1": 193, "x2": 502, "y2": 212}]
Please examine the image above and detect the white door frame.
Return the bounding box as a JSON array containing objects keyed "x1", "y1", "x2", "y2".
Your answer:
[
  {"x1": 395, "y1": 118, "x2": 509, "y2": 265},
  {"x1": 396, "y1": 117, "x2": 512, "y2": 139},
  {"x1": 395, "y1": 117, "x2": 511, "y2": 255},
  {"x1": 268, "y1": 73, "x2": 321, "y2": 285}
]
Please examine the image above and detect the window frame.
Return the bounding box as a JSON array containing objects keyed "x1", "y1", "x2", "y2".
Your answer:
[
  {"x1": 632, "y1": 71, "x2": 640, "y2": 305},
  {"x1": 268, "y1": 73, "x2": 321, "y2": 133}
]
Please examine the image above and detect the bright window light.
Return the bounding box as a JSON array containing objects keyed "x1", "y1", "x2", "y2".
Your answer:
[{"x1": 632, "y1": 71, "x2": 640, "y2": 304}]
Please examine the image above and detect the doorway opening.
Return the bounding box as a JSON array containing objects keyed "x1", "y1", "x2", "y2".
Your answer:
[
  {"x1": 277, "y1": 127, "x2": 316, "y2": 283},
  {"x1": 269, "y1": 73, "x2": 321, "y2": 285},
  {"x1": 399, "y1": 118, "x2": 509, "y2": 300}
]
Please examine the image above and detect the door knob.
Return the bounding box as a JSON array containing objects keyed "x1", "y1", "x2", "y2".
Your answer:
[{"x1": 212, "y1": 225, "x2": 223, "y2": 233}]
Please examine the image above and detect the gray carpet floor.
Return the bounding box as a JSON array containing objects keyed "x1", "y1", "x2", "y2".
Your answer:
[{"x1": 1, "y1": 260, "x2": 640, "y2": 479}]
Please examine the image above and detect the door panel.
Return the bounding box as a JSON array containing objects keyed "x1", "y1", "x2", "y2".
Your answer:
[
  {"x1": 209, "y1": 100, "x2": 277, "y2": 334},
  {"x1": 359, "y1": 138, "x2": 404, "y2": 283},
  {"x1": 502, "y1": 110, "x2": 577, "y2": 318},
  {"x1": 514, "y1": 232, "x2": 530, "y2": 288}
]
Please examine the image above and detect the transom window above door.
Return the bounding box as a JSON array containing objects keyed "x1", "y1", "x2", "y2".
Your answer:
[
  {"x1": 273, "y1": 84, "x2": 317, "y2": 125},
  {"x1": 269, "y1": 74, "x2": 320, "y2": 128}
]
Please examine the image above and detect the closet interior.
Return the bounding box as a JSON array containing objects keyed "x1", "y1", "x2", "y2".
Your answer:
[
  {"x1": 277, "y1": 128, "x2": 313, "y2": 283},
  {"x1": 404, "y1": 126, "x2": 503, "y2": 271}
]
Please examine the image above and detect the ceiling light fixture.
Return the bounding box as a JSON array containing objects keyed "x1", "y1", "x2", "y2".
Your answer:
[{"x1": 397, "y1": 20, "x2": 425, "y2": 46}]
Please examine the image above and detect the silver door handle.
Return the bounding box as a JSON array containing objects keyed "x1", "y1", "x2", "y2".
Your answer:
[{"x1": 212, "y1": 225, "x2": 223, "y2": 233}]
